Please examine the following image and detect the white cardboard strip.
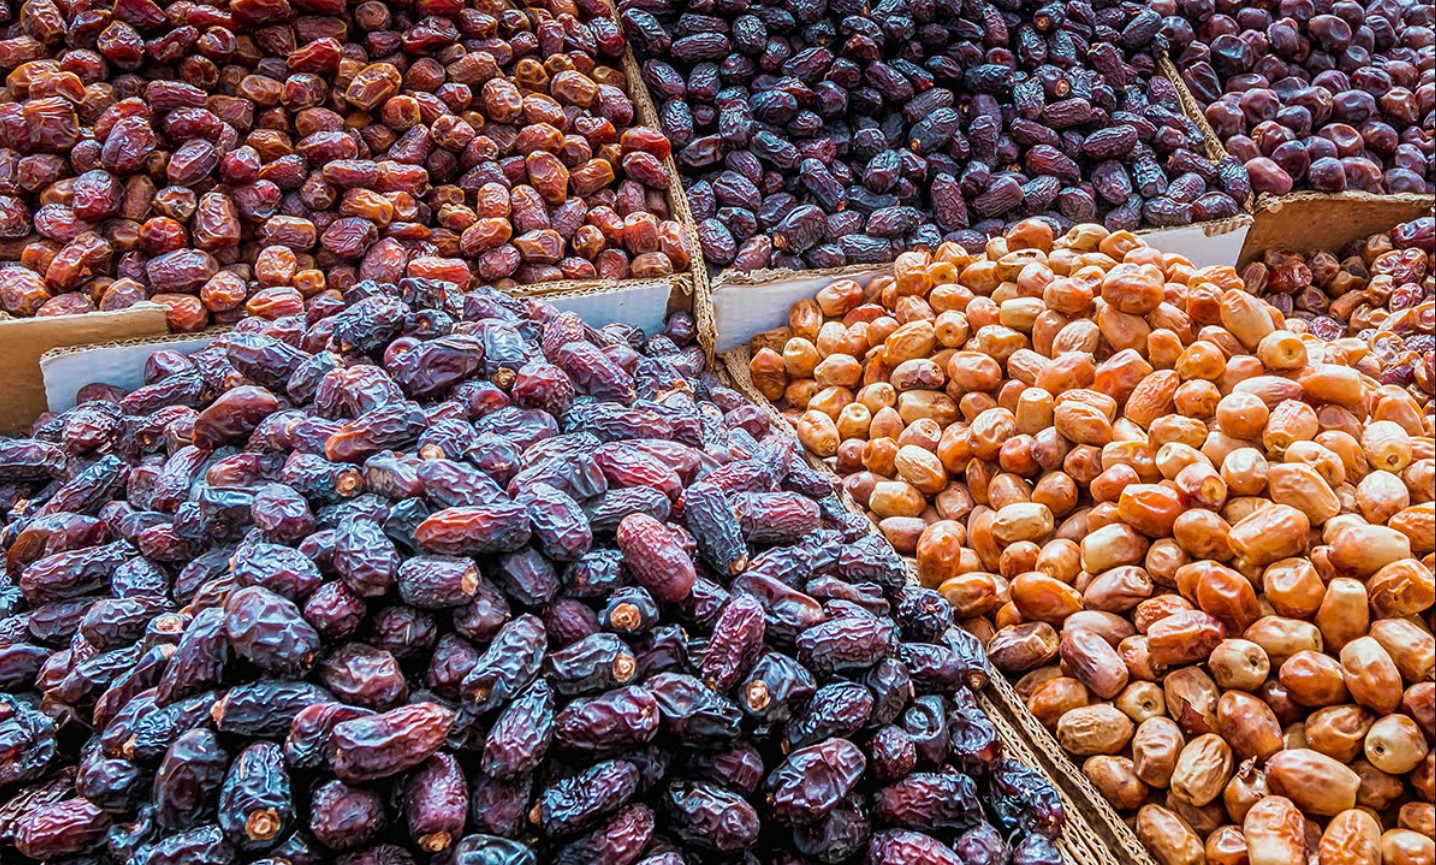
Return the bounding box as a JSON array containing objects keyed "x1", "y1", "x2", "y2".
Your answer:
[
  {"x1": 544, "y1": 281, "x2": 674, "y2": 336},
  {"x1": 43, "y1": 335, "x2": 216, "y2": 415},
  {"x1": 1137, "y1": 215, "x2": 1252, "y2": 269},
  {"x1": 713, "y1": 269, "x2": 885, "y2": 353}
]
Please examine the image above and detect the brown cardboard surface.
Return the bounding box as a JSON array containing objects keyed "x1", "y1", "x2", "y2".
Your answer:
[
  {"x1": 0, "y1": 303, "x2": 170, "y2": 434},
  {"x1": 1241, "y1": 191, "x2": 1434, "y2": 267}
]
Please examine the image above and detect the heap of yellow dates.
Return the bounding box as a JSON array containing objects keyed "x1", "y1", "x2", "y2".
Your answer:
[{"x1": 748, "y1": 219, "x2": 1435, "y2": 865}]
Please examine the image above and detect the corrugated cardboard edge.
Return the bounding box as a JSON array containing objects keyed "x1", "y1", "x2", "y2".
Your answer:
[
  {"x1": 41, "y1": 327, "x2": 227, "y2": 415},
  {"x1": 712, "y1": 267, "x2": 888, "y2": 353},
  {"x1": 714, "y1": 261, "x2": 887, "y2": 290},
  {"x1": 613, "y1": 4, "x2": 715, "y2": 361},
  {"x1": 0, "y1": 302, "x2": 171, "y2": 435},
  {"x1": 1156, "y1": 53, "x2": 1254, "y2": 215},
  {"x1": 527, "y1": 274, "x2": 690, "y2": 337},
  {"x1": 723, "y1": 343, "x2": 1161, "y2": 865},
  {"x1": 1240, "y1": 191, "x2": 1434, "y2": 267}
]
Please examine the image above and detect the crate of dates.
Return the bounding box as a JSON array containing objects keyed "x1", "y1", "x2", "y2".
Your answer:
[
  {"x1": 619, "y1": 0, "x2": 1256, "y2": 296},
  {"x1": 0, "y1": 274, "x2": 1126, "y2": 865},
  {"x1": 1165, "y1": 0, "x2": 1435, "y2": 201},
  {"x1": 733, "y1": 217, "x2": 1436, "y2": 865},
  {"x1": 0, "y1": 0, "x2": 705, "y2": 333},
  {"x1": 1239, "y1": 212, "x2": 1435, "y2": 413}
]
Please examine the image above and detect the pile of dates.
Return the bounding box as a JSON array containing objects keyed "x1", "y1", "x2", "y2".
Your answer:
[
  {"x1": 1243, "y1": 214, "x2": 1434, "y2": 408},
  {"x1": 0, "y1": 279, "x2": 1068, "y2": 865},
  {"x1": 1169, "y1": 0, "x2": 1436, "y2": 195},
  {"x1": 0, "y1": 0, "x2": 691, "y2": 329},
  {"x1": 749, "y1": 220, "x2": 1435, "y2": 865},
  {"x1": 620, "y1": 0, "x2": 1249, "y2": 273}
]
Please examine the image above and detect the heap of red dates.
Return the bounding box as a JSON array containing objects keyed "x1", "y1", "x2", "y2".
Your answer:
[{"x1": 0, "y1": 0, "x2": 691, "y2": 330}]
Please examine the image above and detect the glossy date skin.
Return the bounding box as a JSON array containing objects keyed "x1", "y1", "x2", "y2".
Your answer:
[
  {"x1": 0, "y1": 0, "x2": 694, "y2": 329},
  {"x1": 0, "y1": 284, "x2": 1061, "y2": 864},
  {"x1": 624, "y1": 0, "x2": 1247, "y2": 273}
]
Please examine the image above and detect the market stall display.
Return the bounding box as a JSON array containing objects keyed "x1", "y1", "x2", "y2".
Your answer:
[
  {"x1": 621, "y1": 0, "x2": 1250, "y2": 273},
  {"x1": 0, "y1": 281, "x2": 1076, "y2": 865},
  {"x1": 0, "y1": 0, "x2": 1429, "y2": 861},
  {"x1": 745, "y1": 218, "x2": 1435, "y2": 865},
  {"x1": 0, "y1": 0, "x2": 692, "y2": 330}
]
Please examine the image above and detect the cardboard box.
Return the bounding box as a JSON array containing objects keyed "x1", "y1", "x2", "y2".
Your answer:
[
  {"x1": 711, "y1": 265, "x2": 885, "y2": 353},
  {"x1": 530, "y1": 276, "x2": 691, "y2": 338},
  {"x1": 701, "y1": 52, "x2": 1255, "y2": 353},
  {"x1": 1241, "y1": 191, "x2": 1433, "y2": 267},
  {"x1": 1136, "y1": 213, "x2": 1252, "y2": 269},
  {"x1": 0, "y1": 303, "x2": 170, "y2": 434}
]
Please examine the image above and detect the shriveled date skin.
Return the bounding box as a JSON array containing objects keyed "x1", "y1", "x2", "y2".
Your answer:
[
  {"x1": 866, "y1": 829, "x2": 965, "y2": 865},
  {"x1": 416, "y1": 502, "x2": 532, "y2": 556},
  {"x1": 535, "y1": 759, "x2": 641, "y2": 838},
  {"x1": 663, "y1": 780, "x2": 761, "y2": 852},
  {"x1": 616, "y1": 514, "x2": 696, "y2": 603},
  {"x1": 327, "y1": 702, "x2": 454, "y2": 784},
  {"x1": 766, "y1": 737, "x2": 868, "y2": 826},
  {"x1": 553, "y1": 685, "x2": 662, "y2": 756}
]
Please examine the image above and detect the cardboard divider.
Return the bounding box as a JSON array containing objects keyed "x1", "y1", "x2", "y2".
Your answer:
[
  {"x1": 531, "y1": 275, "x2": 689, "y2": 336},
  {"x1": 0, "y1": 302, "x2": 170, "y2": 434},
  {"x1": 712, "y1": 265, "x2": 887, "y2": 353},
  {"x1": 615, "y1": 6, "x2": 714, "y2": 360},
  {"x1": 719, "y1": 346, "x2": 1155, "y2": 865},
  {"x1": 1241, "y1": 191, "x2": 1434, "y2": 267}
]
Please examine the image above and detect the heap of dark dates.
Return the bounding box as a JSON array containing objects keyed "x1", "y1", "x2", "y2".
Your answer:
[
  {"x1": 1169, "y1": 0, "x2": 1436, "y2": 195},
  {"x1": 620, "y1": 0, "x2": 1250, "y2": 273},
  {"x1": 1242, "y1": 214, "x2": 1435, "y2": 407},
  {"x1": 0, "y1": 278, "x2": 1067, "y2": 865},
  {"x1": 0, "y1": 0, "x2": 691, "y2": 329}
]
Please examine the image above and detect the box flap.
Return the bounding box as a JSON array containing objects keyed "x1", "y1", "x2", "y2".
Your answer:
[
  {"x1": 712, "y1": 267, "x2": 885, "y2": 353},
  {"x1": 542, "y1": 279, "x2": 680, "y2": 337},
  {"x1": 1242, "y1": 192, "x2": 1433, "y2": 267},
  {"x1": 0, "y1": 303, "x2": 170, "y2": 434},
  {"x1": 1138, "y1": 214, "x2": 1253, "y2": 269},
  {"x1": 42, "y1": 330, "x2": 219, "y2": 416}
]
